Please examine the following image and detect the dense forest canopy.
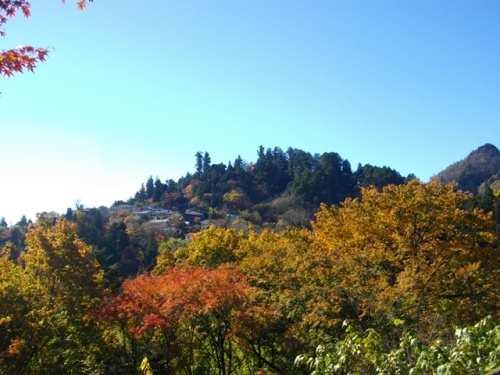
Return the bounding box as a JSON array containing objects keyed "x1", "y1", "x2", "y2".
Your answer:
[
  {"x1": 121, "y1": 146, "x2": 413, "y2": 229},
  {"x1": 1, "y1": 144, "x2": 500, "y2": 374}
]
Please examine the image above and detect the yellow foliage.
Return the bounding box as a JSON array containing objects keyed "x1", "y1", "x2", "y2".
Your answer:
[
  {"x1": 154, "y1": 180, "x2": 500, "y2": 350},
  {"x1": 0, "y1": 216, "x2": 106, "y2": 368},
  {"x1": 176, "y1": 225, "x2": 245, "y2": 268},
  {"x1": 308, "y1": 179, "x2": 500, "y2": 336},
  {"x1": 223, "y1": 189, "x2": 251, "y2": 209},
  {"x1": 22, "y1": 216, "x2": 106, "y2": 319}
]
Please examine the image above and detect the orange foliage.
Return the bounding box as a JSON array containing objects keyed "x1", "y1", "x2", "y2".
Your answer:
[
  {"x1": 96, "y1": 265, "x2": 272, "y2": 373},
  {"x1": 6, "y1": 339, "x2": 25, "y2": 357},
  {"x1": 98, "y1": 266, "x2": 255, "y2": 338}
]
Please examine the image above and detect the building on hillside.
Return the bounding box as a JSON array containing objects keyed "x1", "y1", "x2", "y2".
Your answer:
[
  {"x1": 149, "y1": 209, "x2": 176, "y2": 219},
  {"x1": 184, "y1": 210, "x2": 206, "y2": 225},
  {"x1": 115, "y1": 204, "x2": 134, "y2": 212},
  {"x1": 133, "y1": 209, "x2": 154, "y2": 218},
  {"x1": 146, "y1": 219, "x2": 176, "y2": 235}
]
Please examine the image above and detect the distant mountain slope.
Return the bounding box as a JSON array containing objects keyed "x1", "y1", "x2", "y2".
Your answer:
[{"x1": 437, "y1": 143, "x2": 500, "y2": 195}]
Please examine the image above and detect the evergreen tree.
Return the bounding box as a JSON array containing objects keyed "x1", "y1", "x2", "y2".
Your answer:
[
  {"x1": 145, "y1": 176, "x2": 154, "y2": 200},
  {"x1": 195, "y1": 151, "x2": 203, "y2": 175},
  {"x1": 153, "y1": 177, "x2": 164, "y2": 202},
  {"x1": 135, "y1": 183, "x2": 147, "y2": 202},
  {"x1": 105, "y1": 222, "x2": 130, "y2": 267},
  {"x1": 203, "y1": 151, "x2": 211, "y2": 173},
  {"x1": 16, "y1": 215, "x2": 28, "y2": 228},
  {"x1": 74, "y1": 208, "x2": 105, "y2": 249},
  {"x1": 64, "y1": 207, "x2": 74, "y2": 221},
  {"x1": 356, "y1": 164, "x2": 405, "y2": 189},
  {"x1": 163, "y1": 179, "x2": 177, "y2": 194}
]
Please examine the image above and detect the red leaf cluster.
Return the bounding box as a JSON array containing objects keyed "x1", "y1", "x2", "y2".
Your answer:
[
  {"x1": 1, "y1": 1, "x2": 93, "y2": 77},
  {"x1": 97, "y1": 266, "x2": 254, "y2": 339},
  {"x1": 1, "y1": 1, "x2": 33, "y2": 38},
  {"x1": 0, "y1": 46, "x2": 49, "y2": 77}
]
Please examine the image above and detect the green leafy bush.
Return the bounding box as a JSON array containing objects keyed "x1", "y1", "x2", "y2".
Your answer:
[{"x1": 296, "y1": 316, "x2": 500, "y2": 375}]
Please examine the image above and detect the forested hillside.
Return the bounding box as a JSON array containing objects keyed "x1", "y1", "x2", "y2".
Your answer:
[
  {"x1": 1, "y1": 145, "x2": 500, "y2": 374},
  {"x1": 437, "y1": 143, "x2": 500, "y2": 195},
  {"x1": 122, "y1": 146, "x2": 413, "y2": 230}
]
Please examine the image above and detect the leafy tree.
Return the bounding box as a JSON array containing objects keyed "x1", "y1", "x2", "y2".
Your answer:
[
  {"x1": 307, "y1": 179, "x2": 500, "y2": 339},
  {"x1": 223, "y1": 188, "x2": 252, "y2": 211},
  {"x1": 96, "y1": 266, "x2": 264, "y2": 374},
  {"x1": 143, "y1": 229, "x2": 158, "y2": 270},
  {"x1": 105, "y1": 222, "x2": 129, "y2": 265},
  {"x1": 74, "y1": 207, "x2": 105, "y2": 248},
  {"x1": 164, "y1": 178, "x2": 178, "y2": 193},
  {"x1": 23, "y1": 215, "x2": 105, "y2": 311},
  {"x1": 222, "y1": 155, "x2": 252, "y2": 195},
  {"x1": 120, "y1": 216, "x2": 146, "y2": 277},
  {"x1": 153, "y1": 237, "x2": 187, "y2": 275},
  {"x1": 169, "y1": 213, "x2": 189, "y2": 238},
  {"x1": 0, "y1": 216, "x2": 106, "y2": 373},
  {"x1": 162, "y1": 190, "x2": 187, "y2": 210},
  {"x1": 0, "y1": 245, "x2": 27, "y2": 362},
  {"x1": 174, "y1": 225, "x2": 244, "y2": 268},
  {"x1": 103, "y1": 221, "x2": 130, "y2": 288},
  {"x1": 296, "y1": 316, "x2": 500, "y2": 375},
  {"x1": 237, "y1": 227, "x2": 314, "y2": 373},
  {"x1": 233, "y1": 155, "x2": 247, "y2": 175},
  {"x1": 309, "y1": 152, "x2": 353, "y2": 205}
]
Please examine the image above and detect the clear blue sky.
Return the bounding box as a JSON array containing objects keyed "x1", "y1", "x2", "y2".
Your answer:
[{"x1": 1, "y1": 0, "x2": 499, "y2": 224}]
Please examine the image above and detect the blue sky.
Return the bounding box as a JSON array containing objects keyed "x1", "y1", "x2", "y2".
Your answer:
[{"x1": 1, "y1": 0, "x2": 499, "y2": 224}]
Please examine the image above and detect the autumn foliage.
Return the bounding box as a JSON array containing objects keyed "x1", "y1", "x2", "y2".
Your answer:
[
  {"x1": 99, "y1": 266, "x2": 252, "y2": 337},
  {"x1": 306, "y1": 179, "x2": 500, "y2": 336},
  {"x1": 0, "y1": 1, "x2": 92, "y2": 77},
  {"x1": 94, "y1": 179, "x2": 500, "y2": 373},
  {"x1": 0, "y1": 216, "x2": 105, "y2": 373},
  {"x1": 96, "y1": 266, "x2": 271, "y2": 374},
  {"x1": 1, "y1": 179, "x2": 500, "y2": 373}
]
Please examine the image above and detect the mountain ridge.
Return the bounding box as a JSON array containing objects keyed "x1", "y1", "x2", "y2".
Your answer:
[{"x1": 437, "y1": 143, "x2": 500, "y2": 195}]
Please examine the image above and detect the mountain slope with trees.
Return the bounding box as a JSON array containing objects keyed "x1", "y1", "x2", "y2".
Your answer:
[{"x1": 437, "y1": 143, "x2": 500, "y2": 195}]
